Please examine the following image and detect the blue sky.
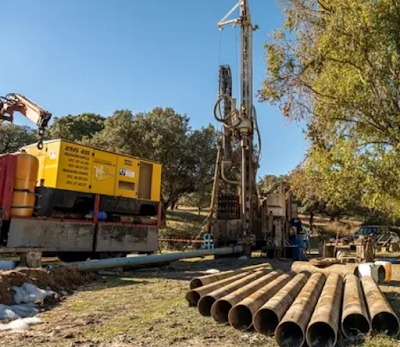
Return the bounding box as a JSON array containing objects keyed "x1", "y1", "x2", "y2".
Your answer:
[{"x1": 0, "y1": 0, "x2": 308, "y2": 177}]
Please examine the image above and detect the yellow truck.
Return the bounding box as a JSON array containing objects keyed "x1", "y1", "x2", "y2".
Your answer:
[{"x1": 0, "y1": 140, "x2": 162, "y2": 261}]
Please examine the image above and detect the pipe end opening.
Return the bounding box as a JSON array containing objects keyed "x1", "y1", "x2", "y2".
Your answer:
[
  {"x1": 306, "y1": 322, "x2": 336, "y2": 347},
  {"x1": 198, "y1": 296, "x2": 215, "y2": 317},
  {"x1": 186, "y1": 291, "x2": 200, "y2": 307},
  {"x1": 229, "y1": 305, "x2": 253, "y2": 331},
  {"x1": 212, "y1": 300, "x2": 232, "y2": 323},
  {"x1": 372, "y1": 312, "x2": 400, "y2": 337},
  {"x1": 342, "y1": 314, "x2": 370, "y2": 339},
  {"x1": 190, "y1": 279, "x2": 203, "y2": 290},
  {"x1": 253, "y1": 309, "x2": 279, "y2": 335},
  {"x1": 377, "y1": 266, "x2": 386, "y2": 283},
  {"x1": 276, "y1": 322, "x2": 304, "y2": 347}
]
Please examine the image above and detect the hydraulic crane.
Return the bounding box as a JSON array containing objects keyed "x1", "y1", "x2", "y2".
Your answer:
[
  {"x1": 212, "y1": 0, "x2": 261, "y2": 253},
  {"x1": 0, "y1": 93, "x2": 52, "y2": 149}
]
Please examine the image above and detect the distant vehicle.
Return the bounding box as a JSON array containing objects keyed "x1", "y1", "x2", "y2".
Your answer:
[{"x1": 354, "y1": 225, "x2": 399, "y2": 242}]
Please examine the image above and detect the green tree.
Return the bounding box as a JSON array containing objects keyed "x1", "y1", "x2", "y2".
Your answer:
[
  {"x1": 258, "y1": 174, "x2": 289, "y2": 196},
  {"x1": 262, "y1": 0, "x2": 400, "y2": 219},
  {"x1": 48, "y1": 113, "x2": 105, "y2": 142},
  {"x1": 87, "y1": 108, "x2": 217, "y2": 208},
  {"x1": 0, "y1": 123, "x2": 37, "y2": 153}
]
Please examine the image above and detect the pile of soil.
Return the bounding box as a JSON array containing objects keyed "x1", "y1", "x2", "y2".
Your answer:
[{"x1": 0, "y1": 267, "x2": 94, "y2": 305}]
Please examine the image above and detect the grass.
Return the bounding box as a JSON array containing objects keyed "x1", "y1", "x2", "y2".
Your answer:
[{"x1": 1, "y1": 256, "x2": 400, "y2": 347}]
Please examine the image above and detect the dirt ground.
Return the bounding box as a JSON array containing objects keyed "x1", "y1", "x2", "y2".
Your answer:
[{"x1": 0, "y1": 256, "x2": 399, "y2": 347}]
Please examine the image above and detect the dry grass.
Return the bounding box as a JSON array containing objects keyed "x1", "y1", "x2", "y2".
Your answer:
[
  {"x1": 300, "y1": 214, "x2": 362, "y2": 240},
  {"x1": 0, "y1": 256, "x2": 399, "y2": 347}
]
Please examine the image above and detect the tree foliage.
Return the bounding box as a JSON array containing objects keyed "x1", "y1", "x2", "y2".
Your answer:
[
  {"x1": 262, "y1": 0, "x2": 400, "y2": 220},
  {"x1": 258, "y1": 174, "x2": 289, "y2": 196},
  {"x1": 48, "y1": 113, "x2": 105, "y2": 142},
  {"x1": 86, "y1": 108, "x2": 217, "y2": 207},
  {"x1": 0, "y1": 123, "x2": 37, "y2": 153}
]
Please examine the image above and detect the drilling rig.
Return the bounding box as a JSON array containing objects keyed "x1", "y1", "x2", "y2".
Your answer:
[{"x1": 210, "y1": 0, "x2": 261, "y2": 255}]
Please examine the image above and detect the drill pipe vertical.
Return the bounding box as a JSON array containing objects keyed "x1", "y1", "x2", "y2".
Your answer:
[
  {"x1": 275, "y1": 272, "x2": 326, "y2": 347},
  {"x1": 341, "y1": 274, "x2": 371, "y2": 340},
  {"x1": 211, "y1": 270, "x2": 284, "y2": 323},
  {"x1": 197, "y1": 269, "x2": 270, "y2": 316},
  {"x1": 253, "y1": 272, "x2": 310, "y2": 335},
  {"x1": 362, "y1": 276, "x2": 400, "y2": 337},
  {"x1": 306, "y1": 273, "x2": 343, "y2": 347},
  {"x1": 189, "y1": 263, "x2": 272, "y2": 289},
  {"x1": 228, "y1": 271, "x2": 297, "y2": 331}
]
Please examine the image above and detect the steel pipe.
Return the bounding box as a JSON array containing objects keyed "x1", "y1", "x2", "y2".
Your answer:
[
  {"x1": 228, "y1": 271, "x2": 296, "y2": 331},
  {"x1": 186, "y1": 271, "x2": 260, "y2": 306},
  {"x1": 306, "y1": 273, "x2": 343, "y2": 347},
  {"x1": 211, "y1": 270, "x2": 282, "y2": 323},
  {"x1": 292, "y1": 261, "x2": 358, "y2": 277},
  {"x1": 64, "y1": 246, "x2": 243, "y2": 272},
  {"x1": 275, "y1": 273, "x2": 326, "y2": 347},
  {"x1": 341, "y1": 274, "x2": 371, "y2": 340},
  {"x1": 253, "y1": 273, "x2": 310, "y2": 336},
  {"x1": 362, "y1": 276, "x2": 400, "y2": 337},
  {"x1": 190, "y1": 263, "x2": 272, "y2": 289},
  {"x1": 197, "y1": 269, "x2": 269, "y2": 316}
]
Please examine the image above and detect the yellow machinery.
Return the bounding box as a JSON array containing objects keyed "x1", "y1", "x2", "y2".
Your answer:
[{"x1": 22, "y1": 140, "x2": 162, "y2": 201}]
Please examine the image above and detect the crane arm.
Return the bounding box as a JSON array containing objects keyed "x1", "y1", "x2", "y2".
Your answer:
[{"x1": 0, "y1": 93, "x2": 52, "y2": 149}]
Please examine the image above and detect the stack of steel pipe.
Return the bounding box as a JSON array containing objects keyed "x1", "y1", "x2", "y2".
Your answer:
[
  {"x1": 189, "y1": 263, "x2": 272, "y2": 289},
  {"x1": 187, "y1": 262, "x2": 400, "y2": 347}
]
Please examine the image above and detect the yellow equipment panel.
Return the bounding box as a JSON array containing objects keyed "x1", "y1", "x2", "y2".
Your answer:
[
  {"x1": 22, "y1": 139, "x2": 162, "y2": 202},
  {"x1": 57, "y1": 142, "x2": 92, "y2": 192},
  {"x1": 115, "y1": 156, "x2": 139, "y2": 198},
  {"x1": 91, "y1": 149, "x2": 117, "y2": 195}
]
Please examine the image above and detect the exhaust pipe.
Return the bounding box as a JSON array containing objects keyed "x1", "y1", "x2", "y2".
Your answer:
[
  {"x1": 190, "y1": 263, "x2": 272, "y2": 289},
  {"x1": 341, "y1": 274, "x2": 371, "y2": 340},
  {"x1": 228, "y1": 272, "x2": 296, "y2": 331},
  {"x1": 253, "y1": 273, "x2": 310, "y2": 335},
  {"x1": 275, "y1": 273, "x2": 326, "y2": 347},
  {"x1": 211, "y1": 270, "x2": 283, "y2": 323},
  {"x1": 362, "y1": 276, "x2": 400, "y2": 337},
  {"x1": 197, "y1": 269, "x2": 269, "y2": 316},
  {"x1": 306, "y1": 273, "x2": 343, "y2": 347},
  {"x1": 186, "y1": 271, "x2": 256, "y2": 306},
  {"x1": 292, "y1": 261, "x2": 358, "y2": 277}
]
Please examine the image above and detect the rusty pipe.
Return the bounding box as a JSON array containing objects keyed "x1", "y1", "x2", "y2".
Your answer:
[
  {"x1": 211, "y1": 270, "x2": 283, "y2": 323},
  {"x1": 253, "y1": 273, "x2": 310, "y2": 336},
  {"x1": 228, "y1": 271, "x2": 297, "y2": 331},
  {"x1": 306, "y1": 273, "x2": 343, "y2": 347},
  {"x1": 341, "y1": 274, "x2": 371, "y2": 340},
  {"x1": 186, "y1": 271, "x2": 254, "y2": 306},
  {"x1": 291, "y1": 261, "x2": 358, "y2": 277},
  {"x1": 275, "y1": 273, "x2": 326, "y2": 347},
  {"x1": 197, "y1": 269, "x2": 269, "y2": 316},
  {"x1": 189, "y1": 263, "x2": 272, "y2": 289},
  {"x1": 362, "y1": 276, "x2": 400, "y2": 337}
]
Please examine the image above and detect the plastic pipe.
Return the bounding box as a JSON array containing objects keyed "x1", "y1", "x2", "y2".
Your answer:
[{"x1": 64, "y1": 246, "x2": 243, "y2": 272}]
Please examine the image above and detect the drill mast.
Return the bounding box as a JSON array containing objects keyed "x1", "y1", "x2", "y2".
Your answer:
[{"x1": 213, "y1": 0, "x2": 260, "y2": 246}]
